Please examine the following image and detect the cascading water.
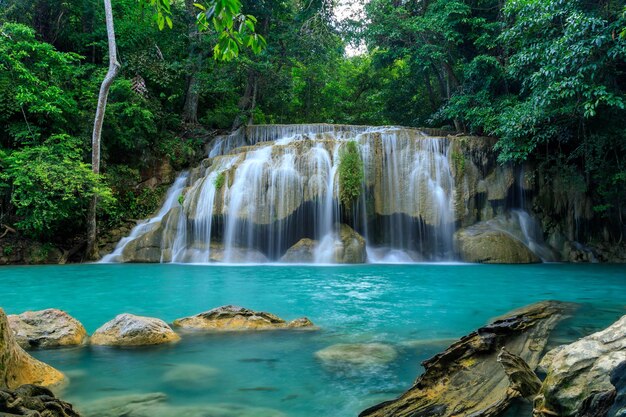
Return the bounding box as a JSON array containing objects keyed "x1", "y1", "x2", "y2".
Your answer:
[
  {"x1": 100, "y1": 173, "x2": 189, "y2": 263},
  {"x1": 104, "y1": 124, "x2": 552, "y2": 264}
]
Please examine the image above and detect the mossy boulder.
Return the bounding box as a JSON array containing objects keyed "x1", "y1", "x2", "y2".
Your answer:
[
  {"x1": 454, "y1": 223, "x2": 540, "y2": 264},
  {"x1": 280, "y1": 238, "x2": 317, "y2": 263}
]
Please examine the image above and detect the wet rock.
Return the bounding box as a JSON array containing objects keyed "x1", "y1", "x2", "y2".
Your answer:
[
  {"x1": 0, "y1": 308, "x2": 65, "y2": 388},
  {"x1": 0, "y1": 384, "x2": 80, "y2": 416},
  {"x1": 8, "y1": 309, "x2": 87, "y2": 349},
  {"x1": 79, "y1": 392, "x2": 286, "y2": 417},
  {"x1": 162, "y1": 364, "x2": 219, "y2": 389},
  {"x1": 280, "y1": 238, "x2": 317, "y2": 263},
  {"x1": 173, "y1": 305, "x2": 315, "y2": 331},
  {"x1": 454, "y1": 221, "x2": 540, "y2": 263},
  {"x1": 91, "y1": 314, "x2": 180, "y2": 346},
  {"x1": 359, "y1": 301, "x2": 573, "y2": 417},
  {"x1": 315, "y1": 343, "x2": 398, "y2": 367},
  {"x1": 497, "y1": 348, "x2": 542, "y2": 399},
  {"x1": 534, "y1": 315, "x2": 626, "y2": 417},
  {"x1": 609, "y1": 361, "x2": 626, "y2": 417},
  {"x1": 336, "y1": 224, "x2": 367, "y2": 263}
]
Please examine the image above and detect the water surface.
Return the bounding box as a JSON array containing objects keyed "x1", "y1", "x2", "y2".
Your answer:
[{"x1": 1, "y1": 263, "x2": 624, "y2": 416}]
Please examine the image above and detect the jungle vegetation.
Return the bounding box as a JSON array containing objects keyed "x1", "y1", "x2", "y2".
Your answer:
[{"x1": 0, "y1": 0, "x2": 624, "y2": 252}]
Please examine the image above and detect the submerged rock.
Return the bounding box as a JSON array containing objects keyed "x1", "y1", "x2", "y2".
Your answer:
[
  {"x1": 162, "y1": 364, "x2": 219, "y2": 390},
  {"x1": 359, "y1": 301, "x2": 573, "y2": 417},
  {"x1": 172, "y1": 305, "x2": 315, "y2": 331},
  {"x1": 534, "y1": 314, "x2": 626, "y2": 417},
  {"x1": 280, "y1": 238, "x2": 317, "y2": 263},
  {"x1": 0, "y1": 384, "x2": 80, "y2": 416},
  {"x1": 8, "y1": 308, "x2": 87, "y2": 349},
  {"x1": 454, "y1": 223, "x2": 540, "y2": 264},
  {"x1": 79, "y1": 392, "x2": 286, "y2": 417},
  {"x1": 91, "y1": 314, "x2": 180, "y2": 346},
  {"x1": 315, "y1": 343, "x2": 398, "y2": 367},
  {"x1": 0, "y1": 308, "x2": 65, "y2": 388}
]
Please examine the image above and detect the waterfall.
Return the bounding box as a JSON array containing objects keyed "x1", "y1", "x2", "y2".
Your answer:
[
  {"x1": 103, "y1": 124, "x2": 550, "y2": 264},
  {"x1": 100, "y1": 173, "x2": 189, "y2": 263}
]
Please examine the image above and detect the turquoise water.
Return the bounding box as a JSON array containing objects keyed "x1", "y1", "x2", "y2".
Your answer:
[{"x1": 0, "y1": 263, "x2": 624, "y2": 416}]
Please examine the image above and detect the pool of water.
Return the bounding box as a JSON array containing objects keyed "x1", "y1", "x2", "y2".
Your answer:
[{"x1": 0, "y1": 263, "x2": 624, "y2": 416}]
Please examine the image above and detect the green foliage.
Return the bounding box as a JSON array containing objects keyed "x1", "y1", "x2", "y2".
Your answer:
[
  {"x1": 338, "y1": 141, "x2": 364, "y2": 209},
  {"x1": 213, "y1": 171, "x2": 226, "y2": 190},
  {"x1": 0, "y1": 135, "x2": 113, "y2": 239}
]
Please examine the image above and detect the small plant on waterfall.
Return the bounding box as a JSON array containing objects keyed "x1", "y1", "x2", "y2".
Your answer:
[
  {"x1": 338, "y1": 141, "x2": 364, "y2": 209},
  {"x1": 214, "y1": 172, "x2": 226, "y2": 190}
]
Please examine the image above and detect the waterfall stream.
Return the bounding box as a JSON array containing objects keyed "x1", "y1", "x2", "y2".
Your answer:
[{"x1": 102, "y1": 124, "x2": 553, "y2": 264}]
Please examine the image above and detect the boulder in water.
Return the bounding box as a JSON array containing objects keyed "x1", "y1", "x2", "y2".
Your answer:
[
  {"x1": 8, "y1": 308, "x2": 87, "y2": 349},
  {"x1": 91, "y1": 314, "x2": 180, "y2": 346},
  {"x1": 280, "y1": 238, "x2": 317, "y2": 263},
  {"x1": 315, "y1": 343, "x2": 398, "y2": 367},
  {"x1": 0, "y1": 308, "x2": 65, "y2": 388},
  {"x1": 0, "y1": 384, "x2": 80, "y2": 416},
  {"x1": 359, "y1": 301, "x2": 573, "y2": 417},
  {"x1": 534, "y1": 315, "x2": 626, "y2": 417},
  {"x1": 172, "y1": 305, "x2": 316, "y2": 331},
  {"x1": 454, "y1": 224, "x2": 540, "y2": 263}
]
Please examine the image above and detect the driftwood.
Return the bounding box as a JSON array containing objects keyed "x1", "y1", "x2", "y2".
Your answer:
[
  {"x1": 0, "y1": 224, "x2": 16, "y2": 239},
  {"x1": 0, "y1": 385, "x2": 80, "y2": 417},
  {"x1": 360, "y1": 301, "x2": 574, "y2": 417}
]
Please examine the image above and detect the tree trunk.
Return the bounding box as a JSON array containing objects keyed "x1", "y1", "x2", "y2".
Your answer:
[
  {"x1": 86, "y1": 0, "x2": 120, "y2": 260},
  {"x1": 182, "y1": 0, "x2": 202, "y2": 124},
  {"x1": 232, "y1": 70, "x2": 258, "y2": 130}
]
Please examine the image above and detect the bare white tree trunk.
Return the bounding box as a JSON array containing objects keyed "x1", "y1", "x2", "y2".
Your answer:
[{"x1": 86, "y1": 0, "x2": 120, "y2": 260}]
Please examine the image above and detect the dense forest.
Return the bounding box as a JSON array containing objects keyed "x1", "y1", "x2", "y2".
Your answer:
[{"x1": 0, "y1": 0, "x2": 625, "y2": 260}]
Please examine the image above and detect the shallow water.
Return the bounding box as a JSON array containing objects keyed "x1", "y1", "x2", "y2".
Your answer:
[{"x1": 0, "y1": 263, "x2": 624, "y2": 416}]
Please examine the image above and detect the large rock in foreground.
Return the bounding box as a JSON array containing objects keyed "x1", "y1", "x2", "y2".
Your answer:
[
  {"x1": 173, "y1": 305, "x2": 315, "y2": 331},
  {"x1": 534, "y1": 314, "x2": 626, "y2": 417},
  {"x1": 359, "y1": 301, "x2": 573, "y2": 417},
  {"x1": 0, "y1": 308, "x2": 65, "y2": 388},
  {"x1": 609, "y1": 361, "x2": 626, "y2": 417},
  {"x1": 8, "y1": 309, "x2": 87, "y2": 349},
  {"x1": 91, "y1": 314, "x2": 180, "y2": 346},
  {"x1": 0, "y1": 384, "x2": 81, "y2": 416},
  {"x1": 454, "y1": 223, "x2": 540, "y2": 264}
]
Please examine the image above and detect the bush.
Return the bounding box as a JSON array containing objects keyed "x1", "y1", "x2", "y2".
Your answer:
[{"x1": 338, "y1": 141, "x2": 364, "y2": 209}]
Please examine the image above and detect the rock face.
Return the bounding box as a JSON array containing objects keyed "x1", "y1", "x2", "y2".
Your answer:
[
  {"x1": 609, "y1": 361, "x2": 626, "y2": 417},
  {"x1": 0, "y1": 384, "x2": 80, "y2": 417},
  {"x1": 315, "y1": 343, "x2": 398, "y2": 367},
  {"x1": 91, "y1": 314, "x2": 180, "y2": 346},
  {"x1": 534, "y1": 314, "x2": 626, "y2": 417},
  {"x1": 173, "y1": 305, "x2": 315, "y2": 331},
  {"x1": 8, "y1": 309, "x2": 87, "y2": 349},
  {"x1": 0, "y1": 308, "x2": 65, "y2": 388},
  {"x1": 497, "y1": 348, "x2": 542, "y2": 399},
  {"x1": 359, "y1": 301, "x2": 572, "y2": 417},
  {"x1": 280, "y1": 238, "x2": 317, "y2": 263},
  {"x1": 455, "y1": 221, "x2": 540, "y2": 263}
]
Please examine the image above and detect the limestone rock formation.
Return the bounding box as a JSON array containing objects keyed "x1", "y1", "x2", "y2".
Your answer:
[
  {"x1": 8, "y1": 309, "x2": 87, "y2": 349},
  {"x1": 280, "y1": 238, "x2": 317, "y2": 263},
  {"x1": 359, "y1": 301, "x2": 572, "y2": 417},
  {"x1": 455, "y1": 222, "x2": 540, "y2": 263},
  {"x1": 0, "y1": 308, "x2": 65, "y2": 388},
  {"x1": 0, "y1": 384, "x2": 80, "y2": 417},
  {"x1": 173, "y1": 305, "x2": 315, "y2": 331},
  {"x1": 534, "y1": 315, "x2": 626, "y2": 417},
  {"x1": 315, "y1": 343, "x2": 398, "y2": 367},
  {"x1": 91, "y1": 314, "x2": 180, "y2": 346}
]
